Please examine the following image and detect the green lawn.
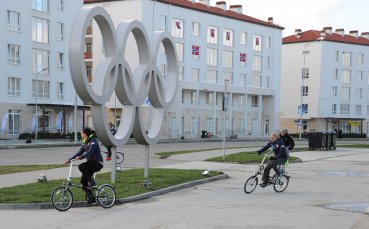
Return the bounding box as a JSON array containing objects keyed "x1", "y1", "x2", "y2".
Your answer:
[
  {"x1": 0, "y1": 168, "x2": 222, "y2": 203},
  {"x1": 0, "y1": 165, "x2": 65, "y2": 175},
  {"x1": 206, "y1": 151, "x2": 300, "y2": 164}
]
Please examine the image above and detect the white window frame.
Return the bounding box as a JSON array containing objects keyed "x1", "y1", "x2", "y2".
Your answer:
[
  {"x1": 358, "y1": 53, "x2": 364, "y2": 64},
  {"x1": 32, "y1": 49, "x2": 49, "y2": 74},
  {"x1": 240, "y1": 32, "x2": 247, "y2": 45},
  {"x1": 355, "y1": 105, "x2": 362, "y2": 115},
  {"x1": 341, "y1": 69, "x2": 351, "y2": 84},
  {"x1": 178, "y1": 66, "x2": 184, "y2": 81},
  {"x1": 161, "y1": 15, "x2": 167, "y2": 31},
  {"x1": 239, "y1": 74, "x2": 246, "y2": 87},
  {"x1": 8, "y1": 44, "x2": 21, "y2": 64},
  {"x1": 251, "y1": 96, "x2": 259, "y2": 107},
  {"x1": 342, "y1": 52, "x2": 351, "y2": 67},
  {"x1": 206, "y1": 70, "x2": 217, "y2": 84},
  {"x1": 332, "y1": 104, "x2": 337, "y2": 115},
  {"x1": 356, "y1": 88, "x2": 363, "y2": 99},
  {"x1": 192, "y1": 68, "x2": 199, "y2": 82},
  {"x1": 332, "y1": 86, "x2": 337, "y2": 96},
  {"x1": 32, "y1": 0, "x2": 49, "y2": 12},
  {"x1": 357, "y1": 71, "x2": 363, "y2": 81},
  {"x1": 57, "y1": 22, "x2": 64, "y2": 41},
  {"x1": 207, "y1": 48, "x2": 218, "y2": 66},
  {"x1": 57, "y1": 52, "x2": 64, "y2": 71},
  {"x1": 8, "y1": 77, "x2": 21, "y2": 96},
  {"x1": 57, "y1": 0, "x2": 64, "y2": 11},
  {"x1": 207, "y1": 25, "x2": 218, "y2": 44},
  {"x1": 253, "y1": 35, "x2": 262, "y2": 52},
  {"x1": 175, "y1": 43, "x2": 184, "y2": 62},
  {"x1": 192, "y1": 22, "x2": 200, "y2": 36},
  {"x1": 172, "y1": 18, "x2": 184, "y2": 38},
  {"x1": 223, "y1": 29, "x2": 233, "y2": 47},
  {"x1": 223, "y1": 51, "x2": 233, "y2": 68},
  {"x1": 32, "y1": 80, "x2": 50, "y2": 98},
  {"x1": 252, "y1": 55, "x2": 262, "y2": 72},
  {"x1": 32, "y1": 17, "x2": 49, "y2": 43},
  {"x1": 7, "y1": 10, "x2": 21, "y2": 32},
  {"x1": 57, "y1": 82, "x2": 64, "y2": 99},
  {"x1": 341, "y1": 87, "x2": 351, "y2": 101},
  {"x1": 302, "y1": 86, "x2": 308, "y2": 96},
  {"x1": 340, "y1": 104, "x2": 350, "y2": 115}
]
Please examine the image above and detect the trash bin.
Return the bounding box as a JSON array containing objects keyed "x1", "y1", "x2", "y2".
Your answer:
[
  {"x1": 308, "y1": 132, "x2": 324, "y2": 150},
  {"x1": 201, "y1": 130, "x2": 208, "y2": 138},
  {"x1": 329, "y1": 131, "x2": 337, "y2": 150},
  {"x1": 323, "y1": 131, "x2": 331, "y2": 150}
]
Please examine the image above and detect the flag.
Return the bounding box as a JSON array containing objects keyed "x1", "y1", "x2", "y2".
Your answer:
[
  {"x1": 1, "y1": 113, "x2": 9, "y2": 135},
  {"x1": 68, "y1": 112, "x2": 73, "y2": 129},
  {"x1": 226, "y1": 31, "x2": 230, "y2": 40},
  {"x1": 240, "y1": 53, "x2": 246, "y2": 63},
  {"x1": 175, "y1": 21, "x2": 181, "y2": 29},
  {"x1": 210, "y1": 28, "x2": 215, "y2": 38},
  {"x1": 255, "y1": 37, "x2": 260, "y2": 45},
  {"x1": 56, "y1": 111, "x2": 63, "y2": 130},
  {"x1": 192, "y1": 45, "x2": 199, "y2": 56}
]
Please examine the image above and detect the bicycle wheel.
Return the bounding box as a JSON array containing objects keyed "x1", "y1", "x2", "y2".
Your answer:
[
  {"x1": 116, "y1": 152, "x2": 124, "y2": 164},
  {"x1": 51, "y1": 186, "x2": 73, "y2": 211},
  {"x1": 96, "y1": 184, "x2": 116, "y2": 208},
  {"x1": 244, "y1": 175, "x2": 258, "y2": 194},
  {"x1": 273, "y1": 175, "x2": 289, "y2": 193}
]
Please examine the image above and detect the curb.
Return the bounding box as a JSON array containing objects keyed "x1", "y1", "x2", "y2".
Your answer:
[{"x1": 0, "y1": 173, "x2": 229, "y2": 210}]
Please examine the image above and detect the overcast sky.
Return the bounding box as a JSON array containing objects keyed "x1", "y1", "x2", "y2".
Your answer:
[{"x1": 209, "y1": 0, "x2": 369, "y2": 36}]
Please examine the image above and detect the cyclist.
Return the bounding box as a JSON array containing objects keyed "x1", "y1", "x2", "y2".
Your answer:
[
  {"x1": 105, "y1": 122, "x2": 116, "y2": 161},
  {"x1": 65, "y1": 127, "x2": 104, "y2": 206},
  {"x1": 257, "y1": 133, "x2": 288, "y2": 187},
  {"x1": 279, "y1": 128, "x2": 295, "y2": 151}
]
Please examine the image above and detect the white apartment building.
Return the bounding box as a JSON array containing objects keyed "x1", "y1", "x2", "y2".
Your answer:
[
  {"x1": 0, "y1": 0, "x2": 86, "y2": 139},
  {"x1": 281, "y1": 27, "x2": 369, "y2": 136},
  {"x1": 84, "y1": 0, "x2": 283, "y2": 139}
]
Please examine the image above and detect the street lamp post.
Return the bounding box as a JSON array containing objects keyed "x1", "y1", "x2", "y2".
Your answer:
[
  {"x1": 35, "y1": 68, "x2": 48, "y2": 140},
  {"x1": 223, "y1": 79, "x2": 229, "y2": 160}
]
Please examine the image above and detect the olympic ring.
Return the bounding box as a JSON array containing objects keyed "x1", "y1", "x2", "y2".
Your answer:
[{"x1": 69, "y1": 6, "x2": 178, "y2": 146}]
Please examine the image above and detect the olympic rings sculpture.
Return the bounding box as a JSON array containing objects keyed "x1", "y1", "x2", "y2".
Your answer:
[{"x1": 69, "y1": 6, "x2": 178, "y2": 146}]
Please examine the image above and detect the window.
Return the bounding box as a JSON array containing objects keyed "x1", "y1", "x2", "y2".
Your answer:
[
  {"x1": 8, "y1": 110, "x2": 21, "y2": 135},
  {"x1": 57, "y1": 0, "x2": 64, "y2": 11},
  {"x1": 332, "y1": 86, "x2": 337, "y2": 96},
  {"x1": 192, "y1": 45, "x2": 200, "y2": 60},
  {"x1": 252, "y1": 55, "x2": 262, "y2": 72},
  {"x1": 224, "y1": 72, "x2": 233, "y2": 85},
  {"x1": 8, "y1": 44, "x2": 21, "y2": 64},
  {"x1": 301, "y1": 86, "x2": 308, "y2": 96},
  {"x1": 355, "y1": 105, "x2": 362, "y2": 115},
  {"x1": 341, "y1": 87, "x2": 350, "y2": 101},
  {"x1": 206, "y1": 118, "x2": 214, "y2": 133},
  {"x1": 333, "y1": 68, "x2": 338, "y2": 80},
  {"x1": 161, "y1": 15, "x2": 167, "y2": 31},
  {"x1": 239, "y1": 74, "x2": 246, "y2": 87},
  {"x1": 57, "y1": 82, "x2": 64, "y2": 99},
  {"x1": 253, "y1": 35, "x2": 262, "y2": 52},
  {"x1": 191, "y1": 91, "x2": 196, "y2": 104},
  {"x1": 240, "y1": 53, "x2": 246, "y2": 65},
  {"x1": 57, "y1": 22, "x2": 64, "y2": 41},
  {"x1": 251, "y1": 96, "x2": 259, "y2": 107},
  {"x1": 356, "y1": 88, "x2": 363, "y2": 99},
  {"x1": 223, "y1": 29, "x2": 233, "y2": 47},
  {"x1": 192, "y1": 22, "x2": 200, "y2": 36},
  {"x1": 8, "y1": 77, "x2": 21, "y2": 96},
  {"x1": 32, "y1": 0, "x2": 49, "y2": 12},
  {"x1": 57, "y1": 52, "x2": 64, "y2": 70},
  {"x1": 32, "y1": 80, "x2": 50, "y2": 98},
  {"x1": 32, "y1": 49, "x2": 49, "y2": 73},
  {"x1": 341, "y1": 70, "x2": 351, "y2": 84},
  {"x1": 207, "y1": 48, "x2": 218, "y2": 66},
  {"x1": 340, "y1": 104, "x2": 350, "y2": 115},
  {"x1": 172, "y1": 18, "x2": 183, "y2": 38},
  {"x1": 248, "y1": 75, "x2": 261, "y2": 88},
  {"x1": 223, "y1": 51, "x2": 233, "y2": 68},
  {"x1": 302, "y1": 68, "x2": 309, "y2": 79},
  {"x1": 191, "y1": 118, "x2": 196, "y2": 134},
  {"x1": 358, "y1": 53, "x2": 364, "y2": 64},
  {"x1": 86, "y1": 65, "x2": 92, "y2": 82},
  {"x1": 240, "y1": 32, "x2": 247, "y2": 45},
  {"x1": 334, "y1": 50, "x2": 339, "y2": 61},
  {"x1": 207, "y1": 26, "x2": 218, "y2": 44},
  {"x1": 32, "y1": 17, "x2": 49, "y2": 43},
  {"x1": 266, "y1": 76, "x2": 271, "y2": 88},
  {"x1": 192, "y1": 68, "x2": 199, "y2": 82},
  {"x1": 178, "y1": 66, "x2": 184, "y2": 81},
  {"x1": 239, "y1": 95, "x2": 245, "y2": 105},
  {"x1": 266, "y1": 37, "x2": 271, "y2": 49},
  {"x1": 357, "y1": 71, "x2": 363, "y2": 81},
  {"x1": 175, "y1": 43, "x2": 184, "y2": 62},
  {"x1": 7, "y1": 11, "x2": 21, "y2": 32},
  {"x1": 206, "y1": 70, "x2": 217, "y2": 84},
  {"x1": 206, "y1": 92, "x2": 213, "y2": 105},
  {"x1": 342, "y1": 52, "x2": 351, "y2": 67},
  {"x1": 332, "y1": 104, "x2": 337, "y2": 115}
]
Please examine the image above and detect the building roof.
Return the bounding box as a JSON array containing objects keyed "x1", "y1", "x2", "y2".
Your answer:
[
  {"x1": 283, "y1": 29, "x2": 369, "y2": 46},
  {"x1": 84, "y1": 0, "x2": 284, "y2": 30}
]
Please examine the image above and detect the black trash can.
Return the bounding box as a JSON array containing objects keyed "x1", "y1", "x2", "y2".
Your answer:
[
  {"x1": 308, "y1": 132, "x2": 324, "y2": 150},
  {"x1": 323, "y1": 131, "x2": 331, "y2": 150},
  {"x1": 330, "y1": 131, "x2": 337, "y2": 150},
  {"x1": 201, "y1": 130, "x2": 208, "y2": 138}
]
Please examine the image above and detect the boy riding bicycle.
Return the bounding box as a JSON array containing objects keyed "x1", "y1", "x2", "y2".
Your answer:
[
  {"x1": 64, "y1": 127, "x2": 104, "y2": 206},
  {"x1": 257, "y1": 133, "x2": 288, "y2": 187}
]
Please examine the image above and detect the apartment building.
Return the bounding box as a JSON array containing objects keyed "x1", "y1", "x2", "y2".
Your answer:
[
  {"x1": 281, "y1": 27, "x2": 369, "y2": 136},
  {"x1": 0, "y1": 0, "x2": 85, "y2": 138},
  {"x1": 84, "y1": 0, "x2": 283, "y2": 139}
]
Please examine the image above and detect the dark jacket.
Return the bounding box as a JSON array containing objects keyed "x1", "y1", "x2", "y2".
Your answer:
[
  {"x1": 257, "y1": 138, "x2": 288, "y2": 160},
  {"x1": 69, "y1": 136, "x2": 103, "y2": 163},
  {"x1": 279, "y1": 133, "x2": 295, "y2": 150}
]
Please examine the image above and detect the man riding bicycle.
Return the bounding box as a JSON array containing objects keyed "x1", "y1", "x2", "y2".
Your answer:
[
  {"x1": 257, "y1": 133, "x2": 288, "y2": 187},
  {"x1": 64, "y1": 127, "x2": 104, "y2": 206}
]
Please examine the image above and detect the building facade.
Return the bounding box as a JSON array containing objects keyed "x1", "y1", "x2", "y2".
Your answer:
[
  {"x1": 281, "y1": 27, "x2": 369, "y2": 136},
  {"x1": 0, "y1": 0, "x2": 86, "y2": 139},
  {"x1": 85, "y1": 0, "x2": 283, "y2": 139}
]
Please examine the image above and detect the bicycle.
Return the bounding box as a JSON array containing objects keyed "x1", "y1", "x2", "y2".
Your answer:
[
  {"x1": 244, "y1": 152, "x2": 290, "y2": 194},
  {"x1": 98, "y1": 141, "x2": 125, "y2": 164},
  {"x1": 51, "y1": 159, "x2": 116, "y2": 211}
]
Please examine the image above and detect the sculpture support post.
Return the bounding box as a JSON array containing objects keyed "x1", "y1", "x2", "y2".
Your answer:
[
  {"x1": 142, "y1": 145, "x2": 152, "y2": 187},
  {"x1": 111, "y1": 146, "x2": 116, "y2": 184}
]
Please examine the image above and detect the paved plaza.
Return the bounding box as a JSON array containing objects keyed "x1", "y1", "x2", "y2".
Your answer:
[{"x1": 0, "y1": 142, "x2": 369, "y2": 228}]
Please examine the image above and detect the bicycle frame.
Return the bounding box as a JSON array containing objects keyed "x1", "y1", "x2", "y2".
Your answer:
[{"x1": 66, "y1": 159, "x2": 96, "y2": 188}]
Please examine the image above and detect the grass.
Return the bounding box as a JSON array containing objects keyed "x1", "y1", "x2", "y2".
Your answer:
[
  {"x1": 206, "y1": 151, "x2": 300, "y2": 164},
  {"x1": 0, "y1": 165, "x2": 65, "y2": 175},
  {"x1": 0, "y1": 168, "x2": 222, "y2": 203},
  {"x1": 155, "y1": 146, "x2": 258, "y2": 158}
]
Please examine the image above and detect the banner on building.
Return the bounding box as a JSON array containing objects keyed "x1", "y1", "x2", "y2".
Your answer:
[{"x1": 1, "y1": 113, "x2": 9, "y2": 135}]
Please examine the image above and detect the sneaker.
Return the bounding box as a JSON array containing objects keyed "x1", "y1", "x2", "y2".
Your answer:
[
  {"x1": 259, "y1": 182, "x2": 267, "y2": 188},
  {"x1": 106, "y1": 157, "x2": 112, "y2": 161},
  {"x1": 84, "y1": 197, "x2": 96, "y2": 206}
]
